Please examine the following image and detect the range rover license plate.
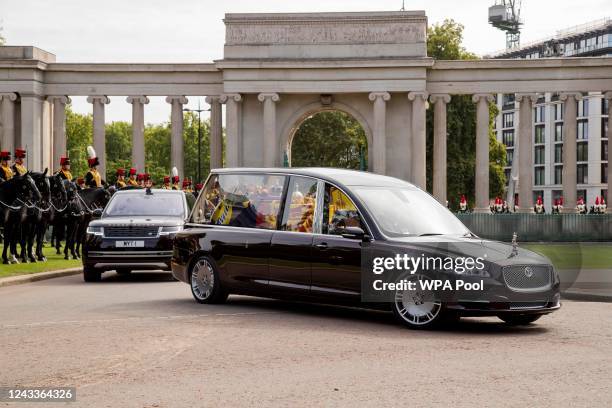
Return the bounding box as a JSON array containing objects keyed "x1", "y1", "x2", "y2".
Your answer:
[{"x1": 115, "y1": 241, "x2": 144, "y2": 248}]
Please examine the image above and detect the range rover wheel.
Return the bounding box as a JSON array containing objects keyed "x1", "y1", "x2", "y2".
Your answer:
[
  {"x1": 392, "y1": 279, "x2": 442, "y2": 329},
  {"x1": 498, "y1": 314, "x2": 542, "y2": 325},
  {"x1": 189, "y1": 256, "x2": 227, "y2": 304},
  {"x1": 83, "y1": 266, "x2": 101, "y2": 282}
]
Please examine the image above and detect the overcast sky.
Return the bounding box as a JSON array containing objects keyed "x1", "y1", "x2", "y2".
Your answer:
[{"x1": 2, "y1": 0, "x2": 610, "y2": 123}]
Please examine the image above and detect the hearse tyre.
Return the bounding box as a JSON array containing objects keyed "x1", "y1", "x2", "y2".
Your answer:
[{"x1": 189, "y1": 255, "x2": 228, "y2": 304}]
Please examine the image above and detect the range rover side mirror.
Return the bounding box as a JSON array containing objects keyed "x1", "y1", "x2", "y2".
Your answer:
[{"x1": 341, "y1": 226, "x2": 370, "y2": 241}]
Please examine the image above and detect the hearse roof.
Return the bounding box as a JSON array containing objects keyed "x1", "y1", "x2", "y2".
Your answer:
[{"x1": 213, "y1": 168, "x2": 415, "y2": 188}]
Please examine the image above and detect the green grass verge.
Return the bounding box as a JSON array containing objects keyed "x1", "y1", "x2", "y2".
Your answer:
[
  {"x1": 523, "y1": 243, "x2": 612, "y2": 270},
  {"x1": 0, "y1": 245, "x2": 81, "y2": 278}
]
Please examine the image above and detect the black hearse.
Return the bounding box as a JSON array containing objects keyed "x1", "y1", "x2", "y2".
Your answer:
[
  {"x1": 83, "y1": 189, "x2": 189, "y2": 281},
  {"x1": 171, "y1": 168, "x2": 560, "y2": 329}
]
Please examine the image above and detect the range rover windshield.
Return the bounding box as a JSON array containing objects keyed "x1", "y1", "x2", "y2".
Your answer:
[
  {"x1": 104, "y1": 193, "x2": 185, "y2": 218},
  {"x1": 353, "y1": 186, "x2": 469, "y2": 237}
]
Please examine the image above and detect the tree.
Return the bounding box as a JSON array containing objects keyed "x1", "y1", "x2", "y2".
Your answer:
[
  {"x1": 426, "y1": 19, "x2": 507, "y2": 209},
  {"x1": 105, "y1": 121, "x2": 132, "y2": 183},
  {"x1": 65, "y1": 106, "x2": 93, "y2": 180},
  {"x1": 291, "y1": 111, "x2": 367, "y2": 169}
]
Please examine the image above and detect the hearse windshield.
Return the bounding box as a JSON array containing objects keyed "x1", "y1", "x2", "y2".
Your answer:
[
  {"x1": 104, "y1": 192, "x2": 185, "y2": 218},
  {"x1": 353, "y1": 186, "x2": 469, "y2": 237}
]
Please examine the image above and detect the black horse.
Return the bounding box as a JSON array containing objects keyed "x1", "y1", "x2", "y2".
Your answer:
[
  {"x1": 74, "y1": 187, "x2": 112, "y2": 258},
  {"x1": 18, "y1": 170, "x2": 51, "y2": 263},
  {"x1": 0, "y1": 173, "x2": 41, "y2": 264}
]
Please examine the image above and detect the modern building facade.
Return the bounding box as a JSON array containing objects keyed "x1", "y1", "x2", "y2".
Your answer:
[
  {"x1": 0, "y1": 11, "x2": 611, "y2": 214},
  {"x1": 491, "y1": 18, "x2": 612, "y2": 211}
]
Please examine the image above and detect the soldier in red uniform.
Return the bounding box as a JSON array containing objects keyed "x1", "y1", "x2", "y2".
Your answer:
[
  {"x1": 0, "y1": 150, "x2": 13, "y2": 182},
  {"x1": 127, "y1": 168, "x2": 138, "y2": 187},
  {"x1": 12, "y1": 148, "x2": 28, "y2": 176},
  {"x1": 162, "y1": 176, "x2": 171, "y2": 190},
  {"x1": 115, "y1": 168, "x2": 127, "y2": 188}
]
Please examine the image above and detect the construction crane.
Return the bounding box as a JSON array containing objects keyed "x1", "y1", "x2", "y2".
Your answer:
[{"x1": 489, "y1": 0, "x2": 523, "y2": 49}]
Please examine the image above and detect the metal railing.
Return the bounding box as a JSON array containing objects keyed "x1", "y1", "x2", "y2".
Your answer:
[{"x1": 456, "y1": 213, "x2": 612, "y2": 242}]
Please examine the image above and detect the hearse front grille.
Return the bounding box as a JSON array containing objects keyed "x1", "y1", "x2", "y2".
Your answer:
[
  {"x1": 502, "y1": 265, "x2": 552, "y2": 293},
  {"x1": 103, "y1": 226, "x2": 160, "y2": 238}
]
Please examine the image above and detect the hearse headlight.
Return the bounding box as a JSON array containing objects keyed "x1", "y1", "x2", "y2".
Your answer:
[
  {"x1": 160, "y1": 226, "x2": 183, "y2": 236},
  {"x1": 86, "y1": 226, "x2": 103, "y2": 236}
]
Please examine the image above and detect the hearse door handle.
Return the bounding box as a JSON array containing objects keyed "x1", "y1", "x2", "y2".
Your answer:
[{"x1": 315, "y1": 242, "x2": 328, "y2": 250}]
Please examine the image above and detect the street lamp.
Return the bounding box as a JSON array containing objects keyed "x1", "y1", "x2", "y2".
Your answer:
[{"x1": 183, "y1": 100, "x2": 211, "y2": 183}]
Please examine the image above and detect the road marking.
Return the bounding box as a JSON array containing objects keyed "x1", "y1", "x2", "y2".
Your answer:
[{"x1": 0, "y1": 311, "x2": 279, "y2": 330}]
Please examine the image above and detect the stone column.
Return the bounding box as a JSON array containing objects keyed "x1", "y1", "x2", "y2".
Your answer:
[
  {"x1": 560, "y1": 92, "x2": 581, "y2": 213},
  {"x1": 220, "y1": 94, "x2": 243, "y2": 167},
  {"x1": 47, "y1": 95, "x2": 71, "y2": 171},
  {"x1": 205, "y1": 95, "x2": 223, "y2": 169},
  {"x1": 472, "y1": 94, "x2": 495, "y2": 213},
  {"x1": 126, "y1": 96, "x2": 149, "y2": 172},
  {"x1": 0, "y1": 93, "x2": 18, "y2": 157},
  {"x1": 606, "y1": 92, "x2": 612, "y2": 214},
  {"x1": 20, "y1": 95, "x2": 44, "y2": 171},
  {"x1": 368, "y1": 92, "x2": 390, "y2": 175},
  {"x1": 258, "y1": 93, "x2": 281, "y2": 167},
  {"x1": 408, "y1": 92, "x2": 428, "y2": 190},
  {"x1": 429, "y1": 94, "x2": 451, "y2": 204},
  {"x1": 87, "y1": 96, "x2": 110, "y2": 178},
  {"x1": 516, "y1": 93, "x2": 538, "y2": 213},
  {"x1": 165, "y1": 96, "x2": 188, "y2": 178}
]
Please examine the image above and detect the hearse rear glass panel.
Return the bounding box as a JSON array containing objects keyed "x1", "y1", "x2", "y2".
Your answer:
[{"x1": 191, "y1": 173, "x2": 286, "y2": 230}]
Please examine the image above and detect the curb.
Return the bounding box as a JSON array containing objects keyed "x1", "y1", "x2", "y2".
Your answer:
[
  {"x1": 0, "y1": 268, "x2": 82, "y2": 288},
  {"x1": 562, "y1": 290, "x2": 612, "y2": 303}
]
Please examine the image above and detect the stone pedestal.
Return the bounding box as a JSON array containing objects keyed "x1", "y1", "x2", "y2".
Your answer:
[
  {"x1": 472, "y1": 94, "x2": 494, "y2": 213},
  {"x1": 48, "y1": 95, "x2": 71, "y2": 171},
  {"x1": 127, "y1": 96, "x2": 150, "y2": 172},
  {"x1": 369, "y1": 92, "x2": 390, "y2": 175},
  {"x1": 516, "y1": 93, "x2": 537, "y2": 213},
  {"x1": 166, "y1": 96, "x2": 188, "y2": 178},
  {"x1": 430, "y1": 94, "x2": 450, "y2": 204},
  {"x1": 206, "y1": 96, "x2": 223, "y2": 170}
]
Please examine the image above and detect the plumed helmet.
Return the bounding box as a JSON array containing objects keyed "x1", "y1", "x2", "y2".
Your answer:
[{"x1": 15, "y1": 148, "x2": 26, "y2": 159}]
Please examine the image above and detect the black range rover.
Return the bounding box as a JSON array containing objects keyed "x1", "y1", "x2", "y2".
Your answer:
[
  {"x1": 83, "y1": 189, "x2": 190, "y2": 282},
  {"x1": 172, "y1": 168, "x2": 560, "y2": 329}
]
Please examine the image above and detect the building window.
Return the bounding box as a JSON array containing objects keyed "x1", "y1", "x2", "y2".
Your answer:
[
  {"x1": 555, "y1": 123, "x2": 563, "y2": 141},
  {"x1": 602, "y1": 163, "x2": 608, "y2": 184},
  {"x1": 504, "y1": 169, "x2": 511, "y2": 184},
  {"x1": 552, "y1": 190, "x2": 563, "y2": 202},
  {"x1": 578, "y1": 99, "x2": 589, "y2": 117},
  {"x1": 506, "y1": 149, "x2": 514, "y2": 166},
  {"x1": 577, "y1": 164, "x2": 588, "y2": 184},
  {"x1": 602, "y1": 140, "x2": 608, "y2": 161},
  {"x1": 577, "y1": 119, "x2": 588, "y2": 140},
  {"x1": 603, "y1": 118, "x2": 609, "y2": 139},
  {"x1": 554, "y1": 103, "x2": 564, "y2": 121},
  {"x1": 502, "y1": 94, "x2": 515, "y2": 110},
  {"x1": 534, "y1": 125, "x2": 545, "y2": 144},
  {"x1": 502, "y1": 113, "x2": 514, "y2": 128},
  {"x1": 535, "y1": 146, "x2": 545, "y2": 165},
  {"x1": 604, "y1": 98, "x2": 609, "y2": 115},
  {"x1": 554, "y1": 166, "x2": 563, "y2": 185},
  {"x1": 577, "y1": 142, "x2": 588, "y2": 162},
  {"x1": 555, "y1": 144, "x2": 563, "y2": 163},
  {"x1": 534, "y1": 167, "x2": 545, "y2": 186},
  {"x1": 535, "y1": 106, "x2": 545, "y2": 123},
  {"x1": 502, "y1": 130, "x2": 514, "y2": 147}
]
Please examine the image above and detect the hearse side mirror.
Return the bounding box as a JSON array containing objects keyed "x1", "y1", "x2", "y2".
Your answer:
[{"x1": 341, "y1": 226, "x2": 371, "y2": 241}]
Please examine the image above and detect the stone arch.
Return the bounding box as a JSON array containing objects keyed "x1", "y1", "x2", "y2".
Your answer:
[{"x1": 279, "y1": 100, "x2": 373, "y2": 169}]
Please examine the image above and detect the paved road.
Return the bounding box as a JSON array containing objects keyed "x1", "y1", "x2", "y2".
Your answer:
[{"x1": 1, "y1": 272, "x2": 611, "y2": 408}]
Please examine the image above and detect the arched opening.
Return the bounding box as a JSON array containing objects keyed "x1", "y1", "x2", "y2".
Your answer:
[{"x1": 288, "y1": 110, "x2": 368, "y2": 170}]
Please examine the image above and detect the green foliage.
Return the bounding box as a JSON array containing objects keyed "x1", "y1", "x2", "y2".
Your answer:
[
  {"x1": 65, "y1": 106, "x2": 92, "y2": 179},
  {"x1": 291, "y1": 111, "x2": 367, "y2": 169},
  {"x1": 426, "y1": 19, "x2": 507, "y2": 209},
  {"x1": 65, "y1": 107, "x2": 213, "y2": 186}
]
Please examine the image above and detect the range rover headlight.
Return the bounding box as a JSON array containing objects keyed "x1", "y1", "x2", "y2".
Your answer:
[
  {"x1": 160, "y1": 226, "x2": 183, "y2": 236},
  {"x1": 86, "y1": 226, "x2": 103, "y2": 236}
]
